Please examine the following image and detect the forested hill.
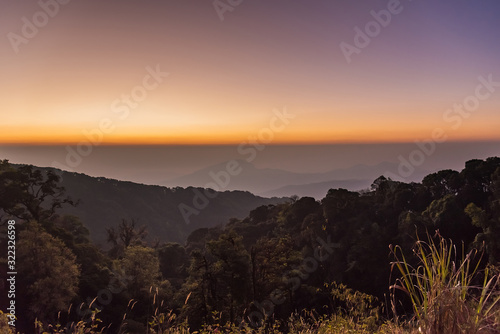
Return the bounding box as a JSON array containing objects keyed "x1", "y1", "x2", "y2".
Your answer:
[
  {"x1": 2, "y1": 157, "x2": 500, "y2": 332},
  {"x1": 7, "y1": 163, "x2": 287, "y2": 245},
  {"x1": 183, "y1": 156, "x2": 500, "y2": 293},
  {"x1": 169, "y1": 157, "x2": 500, "y2": 329}
]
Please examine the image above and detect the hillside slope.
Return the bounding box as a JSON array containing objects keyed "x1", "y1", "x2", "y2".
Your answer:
[{"x1": 14, "y1": 165, "x2": 286, "y2": 245}]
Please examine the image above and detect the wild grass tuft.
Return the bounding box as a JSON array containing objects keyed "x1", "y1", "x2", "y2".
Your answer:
[{"x1": 390, "y1": 232, "x2": 500, "y2": 333}]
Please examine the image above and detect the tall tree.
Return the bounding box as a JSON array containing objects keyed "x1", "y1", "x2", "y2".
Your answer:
[
  {"x1": 118, "y1": 245, "x2": 162, "y2": 297},
  {"x1": 466, "y1": 167, "x2": 500, "y2": 264},
  {"x1": 206, "y1": 230, "x2": 251, "y2": 323},
  {"x1": 0, "y1": 160, "x2": 76, "y2": 223},
  {"x1": 106, "y1": 218, "x2": 148, "y2": 258},
  {"x1": 17, "y1": 223, "x2": 80, "y2": 325}
]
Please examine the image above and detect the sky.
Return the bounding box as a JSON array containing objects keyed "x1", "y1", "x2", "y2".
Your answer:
[{"x1": 1, "y1": 0, "x2": 500, "y2": 146}]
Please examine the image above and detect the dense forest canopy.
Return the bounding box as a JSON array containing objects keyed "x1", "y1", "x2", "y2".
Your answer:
[{"x1": 1, "y1": 157, "x2": 500, "y2": 333}]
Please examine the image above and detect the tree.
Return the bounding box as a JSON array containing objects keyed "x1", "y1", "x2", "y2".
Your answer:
[
  {"x1": 114, "y1": 245, "x2": 171, "y2": 326},
  {"x1": 206, "y1": 230, "x2": 251, "y2": 323},
  {"x1": 0, "y1": 160, "x2": 76, "y2": 223},
  {"x1": 158, "y1": 242, "x2": 188, "y2": 288},
  {"x1": 422, "y1": 169, "x2": 461, "y2": 200},
  {"x1": 322, "y1": 188, "x2": 361, "y2": 241},
  {"x1": 465, "y1": 167, "x2": 500, "y2": 264},
  {"x1": 458, "y1": 158, "x2": 500, "y2": 207},
  {"x1": 287, "y1": 197, "x2": 322, "y2": 229},
  {"x1": 249, "y1": 204, "x2": 274, "y2": 223},
  {"x1": 118, "y1": 245, "x2": 162, "y2": 297},
  {"x1": 17, "y1": 223, "x2": 80, "y2": 324},
  {"x1": 251, "y1": 235, "x2": 302, "y2": 311},
  {"x1": 423, "y1": 194, "x2": 476, "y2": 245},
  {"x1": 179, "y1": 230, "x2": 252, "y2": 328},
  {"x1": 178, "y1": 248, "x2": 214, "y2": 328},
  {"x1": 106, "y1": 218, "x2": 148, "y2": 258}
]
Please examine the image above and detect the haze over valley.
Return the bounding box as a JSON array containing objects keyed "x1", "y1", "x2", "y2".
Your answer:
[{"x1": 2, "y1": 142, "x2": 500, "y2": 198}]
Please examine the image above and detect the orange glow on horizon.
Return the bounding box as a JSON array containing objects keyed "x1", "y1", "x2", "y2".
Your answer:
[{"x1": 2, "y1": 126, "x2": 500, "y2": 146}]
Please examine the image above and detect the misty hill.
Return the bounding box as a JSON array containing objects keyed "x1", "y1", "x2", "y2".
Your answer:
[
  {"x1": 260, "y1": 179, "x2": 372, "y2": 199},
  {"x1": 162, "y1": 160, "x2": 430, "y2": 197},
  {"x1": 10, "y1": 165, "x2": 286, "y2": 246}
]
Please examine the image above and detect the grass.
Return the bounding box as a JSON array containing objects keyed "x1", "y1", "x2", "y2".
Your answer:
[{"x1": 390, "y1": 232, "x2": 500, "y2": 333}]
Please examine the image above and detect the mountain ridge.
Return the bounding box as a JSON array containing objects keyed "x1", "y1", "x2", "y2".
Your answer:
[{"x1": 9, "y1": 163, "x2": 287, "y2": 246}]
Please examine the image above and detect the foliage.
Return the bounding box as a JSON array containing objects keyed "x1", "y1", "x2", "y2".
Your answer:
[
  {"x1": 0, "y1": 160, "x2": 76, "y2": 223},
  {"x1": 17, "y1": 222, "x2": 81, "y2": 325},
  {"x1": 107, "y1": 218, "x2": 148, "y2": 258},
  {"x1": 4, "y1": 157, "x2": 500, "y2": 332},
  {"x1": 327, "y1": 282, "x2": 380, "y2": 330},
  {"x1": 0, "y1": 311, "x2": 17, "y2": 334}
]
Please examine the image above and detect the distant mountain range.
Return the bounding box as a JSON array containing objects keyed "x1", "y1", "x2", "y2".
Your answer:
[
  {"x1": 161, "y1": 160, "x2": 430, "y2": 198},
  {"x1": 260, "y1": 179, "x2": 372, "y2": 199}
]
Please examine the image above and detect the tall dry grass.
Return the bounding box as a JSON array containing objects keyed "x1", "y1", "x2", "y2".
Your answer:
[{"x1": 390, "y1": 232, "x2": 500, "y2": 333}]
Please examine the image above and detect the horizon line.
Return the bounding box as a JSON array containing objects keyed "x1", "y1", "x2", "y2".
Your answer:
[{"x1": 1, "y1": 138, "x2": 500, "y2": 147}]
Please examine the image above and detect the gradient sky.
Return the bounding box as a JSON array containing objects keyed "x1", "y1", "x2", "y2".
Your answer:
[{"x1": 1, "y1": 0, "x2": 500, "y2": 145}]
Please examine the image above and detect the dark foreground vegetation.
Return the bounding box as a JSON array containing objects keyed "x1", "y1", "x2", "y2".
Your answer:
[{"x1": 1, "y1": 157, "x2": 500, "y2": 333}]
